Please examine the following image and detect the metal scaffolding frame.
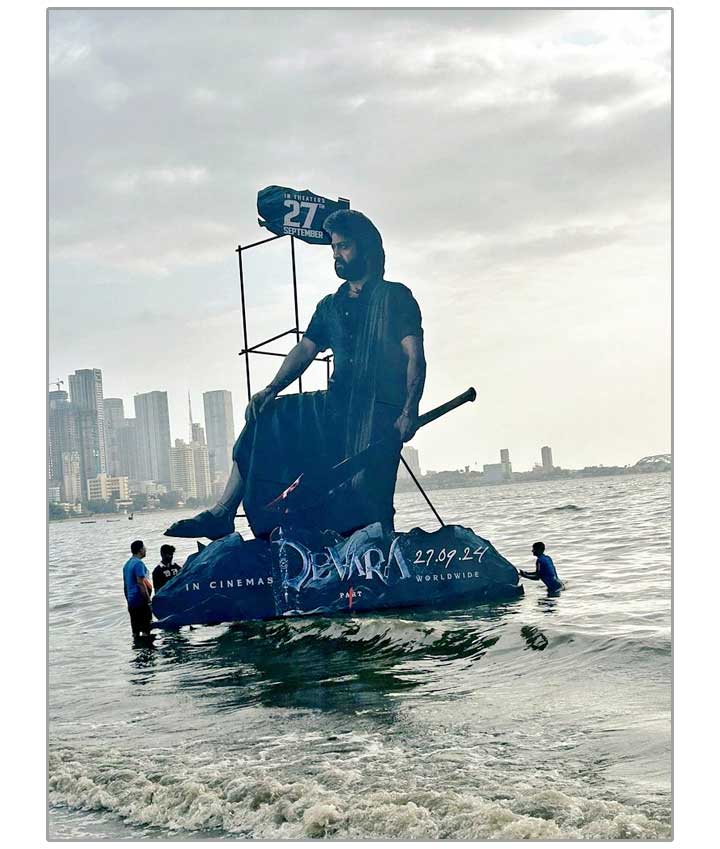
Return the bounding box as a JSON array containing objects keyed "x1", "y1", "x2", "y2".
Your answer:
[{"x1": 235, "y1": 233, "x2": 333, "y2": 403}]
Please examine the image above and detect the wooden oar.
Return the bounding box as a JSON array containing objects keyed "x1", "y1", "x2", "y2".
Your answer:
[{"x1": 264, "y1": 387, "x2": 477, "y2": 512}]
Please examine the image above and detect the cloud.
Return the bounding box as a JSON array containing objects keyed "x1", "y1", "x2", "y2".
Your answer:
[{"x1": 48, "y1": 8, "x2": 670, "y2": 469}]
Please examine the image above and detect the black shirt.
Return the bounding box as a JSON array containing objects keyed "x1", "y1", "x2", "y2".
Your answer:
[
  {"x1": 304, "y1": 278, "x2": 423, "y2": 407},
  {"x1": 152, "y1": 562, "x2": 181, "y2": 592}
]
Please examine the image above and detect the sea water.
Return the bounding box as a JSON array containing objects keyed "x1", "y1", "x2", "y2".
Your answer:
[{"x1": 48, "y1": 473, "x2": 671, "y2": 839}]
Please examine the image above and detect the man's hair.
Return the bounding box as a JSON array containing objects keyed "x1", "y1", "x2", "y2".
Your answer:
[
  {"x1": 131, "y1": 540, "x2": 145, "y2": 555},
  {"x1": 160, "y1": 544, "x2": 176, "y2": 558},
  {"x1": 323, "y1": 209, "x2": 385, "y2": 277},
  {"x1": 532, "y1": 541, "x2": 546, "y2": 553}
]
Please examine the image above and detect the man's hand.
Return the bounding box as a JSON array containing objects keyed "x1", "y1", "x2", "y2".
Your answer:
[
  {"x1": 394, "y1": 410, "x2": 418, "y2": 442},
  {"x1": 246, "y1": 386, "x2": 277, "y2": 421},
  {"x1": 138, "y1": 576, "x2": 152, "y2": 602}
]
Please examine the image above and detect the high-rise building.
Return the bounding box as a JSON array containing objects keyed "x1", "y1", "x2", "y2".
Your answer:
[
  {"x1": 134, "y1": 391, "x2": 172, "y2": 485},
  {"x1": 541, "y1": 445, "x2": 554, "y2": 472},
  {"x1": 77, "y1": 409, "x2": 104, "y2": 484},
  {"x1": 68, "y1": 369, "x2": 107, "y2": 474},
  {"x1": 191, "y1": 422, "x2": 206, "y2": 445},
  {"x1": 169, "y1": 438, "x2": 212, "y2": 500},
  {"x1": 104, "y1": 398, "x2": 125, "y2": 476},
  {"x1": 192, "y1": 440, "x2": 212, "y2": 500},
  {"x1": 61, "y1": 451, "x2": 83, "y2": 504},
  {"x1": 49, "y1": 390, "x2": 80, "y2": 491},
  {"x1": 170, "y1": 439, "x2": 195, "y2": 497},
  {"x1": 397, "y1": 445, "x2": 421, "y2": 482},
  {"x1": 48, "y1": 388, "x2": 104, "y2": 502},
  {"x1": 203, "y1": 390, "x2": 235, "y2": 478},
  {"x1": 48, "y1": 392, "x2": 62, "y2": 481},
  {"x1": 116, "y1": 418, "x2": 141, "y2": 481},
  {"x1": 499, "y1": 448, "x2": 512, "y2": 478},
  {"x1": 185, "y1": 395, "x2": 211, "y2": 498}
]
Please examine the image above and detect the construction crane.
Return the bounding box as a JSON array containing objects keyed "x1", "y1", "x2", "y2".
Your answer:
[{"x1": 49, "y1": 378, "x2": 65, "y2": 391}]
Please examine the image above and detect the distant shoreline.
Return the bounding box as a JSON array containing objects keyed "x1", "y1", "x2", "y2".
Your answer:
[
  {"x1": 49, "y1": 468, "x2": 670, "y2": 521},
  {"x1": 395, "y1": 466, "x2": 671, "y2": 495}
]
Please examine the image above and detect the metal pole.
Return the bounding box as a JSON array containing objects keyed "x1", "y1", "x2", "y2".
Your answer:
[
  {"x1": 236, "y1": 245, "x2": 252, "y2": 402},
  {"x1": 240, "y1": 233, "x2": 285, "y2": 251},
  {"x1": 399, "y1": 453, "x2": 445, "y2": 527},
  {"x1": 290, "y1": 236, "x2": 302, "y2": 393}
]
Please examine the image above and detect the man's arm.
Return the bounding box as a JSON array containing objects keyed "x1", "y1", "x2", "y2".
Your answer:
[
  {"x1": 519, "y1": 566, "x2": 540, "y2": 580},
  {"x1": 395, "y1": 335, "x2": 426, "y2": 441},
  {"x1": 136, "y1": 569, "x2": 152, "y2": 602},
  {"x1": 248, "y1": 337, "x2": 319, "y2": 418}
]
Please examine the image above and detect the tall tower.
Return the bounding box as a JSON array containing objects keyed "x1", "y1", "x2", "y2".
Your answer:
[
  {"x1": 187, "y1": 391, "x2": 194, "y2": 443},
  {"x1": 68, "y1": 368, "x2": 107, "y2": 474},
  {"x1": 116, "y1": 418, "x2": 141, "y2": 481},
  {"x1": 188, "y1": 392, "x2": 206, "y2": 444},
  {"x1": 61, "y1": 451, "x2": 83, "y2": 504},
  {"x1": 76, "y1": 409, "x2": 104, "y2": 484},
  {"x1": 170, "y1": 439, "x2": 197, "y2": 498},
  {"x1": 134, "y1": 391, "x2": 172, "y2": 485},
  {"x1": 48, "y1": 390, "x2": 82, "y2": 500},
  {"x1": 397, "y1": 445, "x2": 421, "y2": 482},
  {"x1": 169, "y1": 438, "x2": 211, "y2": 500},
  {"x1": 500, "y1": 448, "x2": 512, "y2": 479},
  {"x1": 192, "y1": 440, "x2": 212, "y2": 500},
  {"x1": 191, "y1": 422, "x2": 206, "y2": 445},
  {"x1": 203, "y1": 390, "x2": 235, "y2": 478},
  {"x1": 541, "y1": 445, "x2": 554, "y2": 472},
  {"x1": 103, "y1": 398, "x2": 125, "y2": 477}
]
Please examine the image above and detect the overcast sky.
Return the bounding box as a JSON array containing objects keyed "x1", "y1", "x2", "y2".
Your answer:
[{"x1": 49, "y1": 8, "x2": 670, "y2": 473}]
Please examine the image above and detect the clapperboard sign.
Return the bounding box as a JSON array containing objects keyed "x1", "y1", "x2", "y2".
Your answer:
[{"x1": 257, "y1": 185, "x2": 350, "y2": 245}]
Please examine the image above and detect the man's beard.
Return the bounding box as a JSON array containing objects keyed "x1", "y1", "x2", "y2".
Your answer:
[{"x1": 334, "y1": 255, "x2": 366, "y2": 281}]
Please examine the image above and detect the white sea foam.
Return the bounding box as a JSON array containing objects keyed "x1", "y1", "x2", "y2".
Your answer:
[{"x1": 49, "y1": 741, "x2": 670, "y2": 839}]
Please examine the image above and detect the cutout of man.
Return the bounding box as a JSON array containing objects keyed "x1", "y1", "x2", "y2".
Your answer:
[{"x1": 166, "y1": 210, "x2": 426, "y2": 541}]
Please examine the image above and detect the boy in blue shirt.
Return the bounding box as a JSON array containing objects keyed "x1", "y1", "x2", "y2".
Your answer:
[
  {"x1": 123, "y1": 540, "x2": 153, "y2": 636},
  {"x1": 519, "y1": 541, "x2": 564, "y2": 593}
]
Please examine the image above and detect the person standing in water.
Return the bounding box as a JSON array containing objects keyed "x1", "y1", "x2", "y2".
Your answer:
[
  {"x1": 152, "y1": 544, "x2": 182, "y2": 592},
  {"x1": 519, "y1": 542, "x2": 564, "y2": 592},
  {"x1": 122, "y1": 540, "x2": 153, "y2": 636}
]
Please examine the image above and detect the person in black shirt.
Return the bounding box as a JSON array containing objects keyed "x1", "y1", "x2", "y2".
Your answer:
[
  {"x1": 152, "y1": 544, "x2": 182, "y2": 592},
  {"x1": 166, "y1": 209, "x2": 426, "y2": 541}
]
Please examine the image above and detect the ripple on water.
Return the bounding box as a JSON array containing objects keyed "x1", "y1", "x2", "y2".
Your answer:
[{"x1": 49, "y1": 474, "x2": 671, "y2": 839}]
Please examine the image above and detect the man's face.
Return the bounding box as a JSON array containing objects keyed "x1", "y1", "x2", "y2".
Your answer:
[
  {"x1": 162, "y1": 551, "x2": 173, "y2": 564},
  {"x1": 532, "y1": 546, "x2": 541, "y2": 558},
  {"x1": 140, "y1": 546, "x2": 147, "y2": 559},
  {"x1": 331, "y1": 232, "x2": 365, "y2": 281}
]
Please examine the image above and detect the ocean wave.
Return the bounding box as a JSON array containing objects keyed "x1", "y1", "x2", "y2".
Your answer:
[
  {"x1": 223, "y1": 614, "x2": 669, "y2": 657},
  {"x1": 224, "y1": 614, "x2": 506, "y2": 664},
  {"x1": 49, "y1": 744, "x2": 670, "y2": 839},
  {"x1": 112, "y1": 620, "x2": 670, "y2": 719}
]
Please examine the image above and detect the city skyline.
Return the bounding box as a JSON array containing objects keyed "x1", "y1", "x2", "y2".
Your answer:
[
  {"x1": 49, "y1": 9, "x2": 670, "y2": 473},
  {"x1": 50, "y1": 363, "x2": 665, "y2": 481},
  {"x1": 48, "y1": 364, "x2": 241, "y2": 504}
]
